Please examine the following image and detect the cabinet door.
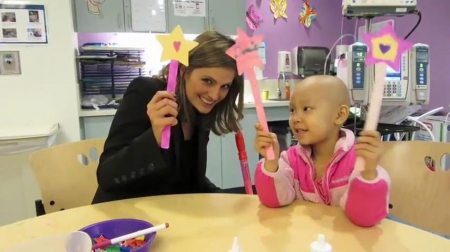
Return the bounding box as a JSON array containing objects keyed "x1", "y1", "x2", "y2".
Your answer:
[
  {"x1": 74, "y1": 0, "x2": 126, "y2": 32},
  {"x1": 81, "y1": 116, "x2": 114, "y2": 139},
  {"x1": 206, "y1": 133, "x2": 222, "y2": 187},
  {"x1": 123, "y1": 0, "x2": 168, "y2": 33},
  {"x1": 208, "y1": 0, "x2": 245, "y2": 35},
  {"x1": 167, "y1": 0, "x2": 208, "y2": 35}
]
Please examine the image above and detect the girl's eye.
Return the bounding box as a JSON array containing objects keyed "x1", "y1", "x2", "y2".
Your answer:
[
  {"x1": 221, "y1": 84, "x2": 230, "y2": 89},
  {"x1": 289, "y1": 108, "x2": 294, "y2": 113},
  {"x1": 203, "y1": 79, "x2": 213, "y2": 85},
  {"x1": 303, "y1": 107, "x2": 312, "y2": 111}
]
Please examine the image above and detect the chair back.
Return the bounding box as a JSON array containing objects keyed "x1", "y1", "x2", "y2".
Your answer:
[
  {"x1": 380, "y1": 141, "x2": 450, "y2": 235},
  {"x1": 29, "y1": 138, "x2": 104, "y2": 214}
]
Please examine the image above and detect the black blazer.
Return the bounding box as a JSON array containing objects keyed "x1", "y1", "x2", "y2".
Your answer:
[{"x1": 92, "y1": 77, "x2": 220, "y2": 204}]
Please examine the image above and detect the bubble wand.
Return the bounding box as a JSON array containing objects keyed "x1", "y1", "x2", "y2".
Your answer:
[
  {"x1": 356, "y1": 24, "x2": 413, "y2": 171},
  {"x1": 235, "y1": 130, "x2": 253, "y2": 194},
  {"x1": 226, "y1": 28, "x2": 274, "y2": 160},
  {"x1": 156, "y1": 25, "x2": 198, "y2": 148}
]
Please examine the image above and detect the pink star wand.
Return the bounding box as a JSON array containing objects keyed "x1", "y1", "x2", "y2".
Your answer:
[
  {"x1": 226, "y1": 28, "x2": 275, "y2": 160},
  {"x1": 356, "y1": 24, "x2": 413, "y2": 171}
]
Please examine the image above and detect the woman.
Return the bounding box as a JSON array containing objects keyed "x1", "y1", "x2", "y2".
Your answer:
[{"x1": 92, "y1": 31, "x2": 244, "y2": 204}]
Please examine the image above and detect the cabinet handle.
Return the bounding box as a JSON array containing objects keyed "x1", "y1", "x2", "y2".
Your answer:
[
  {"x1": 117, "y1": 13, "x2": 122, "y2": 28},
  {"x1": 211, "y1": 17, "x2": 215, "y2": 30},
  {"x1": 128, "y1": 13, "x2": 132, "y2": 30}
]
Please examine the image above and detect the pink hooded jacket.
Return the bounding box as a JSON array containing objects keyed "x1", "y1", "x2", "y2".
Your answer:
[{"x1": 254, "y1": 129, "x2": 390, "y2": 227}]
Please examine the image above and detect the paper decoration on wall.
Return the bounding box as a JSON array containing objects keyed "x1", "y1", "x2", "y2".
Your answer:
[
  {"x1": 299, "y1": 0, "x2": 317, "y2": 28},
  {"x1": 246, "y1": 4, "x2": 263, "y2": 30},
  {"x1": 156, "y1": 25, "x2": 199, "y2": 149},
  {"x1": 86, "y1": 0, "x2": 106, "y2": 18},
  {"x1": 226, "y1": 28, "x2": 275, "y2": 160},
  {"x1": 353, "y1": 24, "x2": 413, "y2": 171},
  {"x1": 270, "y1": 0, "x2": 287, "y2": 19}
]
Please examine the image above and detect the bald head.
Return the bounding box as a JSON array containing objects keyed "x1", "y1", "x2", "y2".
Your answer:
[
  {"x1": 294, "y1": 75, "x2": 351, "y2": 107},
  {"x1": 289, "y1": 75, "x2": 351, "y2": 127}
]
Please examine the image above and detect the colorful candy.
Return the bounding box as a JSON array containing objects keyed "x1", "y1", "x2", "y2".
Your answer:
[{"x1": 92, "y1": 234, "x2": 146, "y2": 252}]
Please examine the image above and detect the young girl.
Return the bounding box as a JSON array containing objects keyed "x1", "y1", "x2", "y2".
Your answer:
[{"x1": 253, "y1": 75, "x2": 390, "y2": 227}]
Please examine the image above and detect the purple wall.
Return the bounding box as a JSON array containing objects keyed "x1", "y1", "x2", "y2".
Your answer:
[
  {"x1": 78, "y1": 0, "x2": 348, "y2": 79},
  {"x1": 247, "y1": 0, "x2": 350, "y2": 78},
  {"x1": 77, "y1": 0, "x2": 449, "y2": 108}
]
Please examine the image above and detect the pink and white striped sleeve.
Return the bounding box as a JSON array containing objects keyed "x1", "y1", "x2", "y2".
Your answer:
[
  {"x1": 254, "y1": 150, "x2": 296, "y2": 208},
  {"x1": 340, "y1": 166, "x2": 390, "y2": 227}
]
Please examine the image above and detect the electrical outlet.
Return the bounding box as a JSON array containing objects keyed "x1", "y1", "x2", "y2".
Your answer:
[{"x1": 0, "y1": 51, "x2": 21, "y2": 75}]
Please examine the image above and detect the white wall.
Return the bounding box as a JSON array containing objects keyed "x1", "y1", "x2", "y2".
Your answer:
[{"x1": 0, "y1": 0, "x2": 80, "y2": 225}]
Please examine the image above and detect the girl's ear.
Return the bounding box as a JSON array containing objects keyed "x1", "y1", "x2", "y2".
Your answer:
[{"x1": 335, "y1": 105, "x2": 349, "y2": 125}]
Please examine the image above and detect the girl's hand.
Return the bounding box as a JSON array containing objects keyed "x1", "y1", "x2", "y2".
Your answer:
[
  {"x1": 355, "y1": 130, "x2": 382, "y2": 180},
  {"x1": 253, "y1": 123, "x2": 280, "y2": 172},
  {"x1": 253, "y1": 123, "x2": 280, "y2": 158}
]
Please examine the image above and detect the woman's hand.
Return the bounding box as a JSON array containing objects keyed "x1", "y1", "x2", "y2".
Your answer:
[
  {"x1": 147, "y1": 91, "x2": 178, "y2": 145},
  {"x1": 355, "y1": 130, "x2": 382, "y2": 180}
]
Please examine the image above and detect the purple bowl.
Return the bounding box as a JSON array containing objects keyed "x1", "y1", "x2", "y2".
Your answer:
[{"x1": 79, "y1": 218, "x2": 156, "y2": 252}]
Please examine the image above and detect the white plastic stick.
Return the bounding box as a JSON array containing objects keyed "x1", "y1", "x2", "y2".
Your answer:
[
  {"x1": 355, "y1": 63, "x2": 387, "y2": 171},
  {"x1": 111, "y1": 223, "x2": 168, "y2": 244}
]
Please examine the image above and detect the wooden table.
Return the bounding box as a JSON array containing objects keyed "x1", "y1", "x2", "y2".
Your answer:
[{"x1": 0, "y1": 194, "x2": 449, "y2": 251}]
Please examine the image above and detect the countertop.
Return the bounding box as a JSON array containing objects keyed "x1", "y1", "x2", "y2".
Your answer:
[{"x1": 79, "y1": 100, "x2": 289, "y2": 117}]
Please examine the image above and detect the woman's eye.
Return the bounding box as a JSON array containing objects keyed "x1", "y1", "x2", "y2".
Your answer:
[
  {"x1": 303, "y1": 107, "x2": 312, "y2": 111},
  {"x1": 289, "y1": 108, "x2": 294, "y2": 113},
  {"x1": 221, "y1": 84, "x2": 230, "y2": 89},
  {"x1": 203, "y1": 79, "x2": 213, "y2": 85}
]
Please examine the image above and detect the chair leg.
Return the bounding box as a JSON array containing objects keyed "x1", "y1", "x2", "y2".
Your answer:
[{"x1": 35, "y1": 199, "x2": 46, "y2": 216}]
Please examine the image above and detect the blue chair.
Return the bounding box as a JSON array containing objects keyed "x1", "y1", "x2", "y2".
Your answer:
[{"x1": 380, "y1": 141, "x2": 450, "y2": 238}]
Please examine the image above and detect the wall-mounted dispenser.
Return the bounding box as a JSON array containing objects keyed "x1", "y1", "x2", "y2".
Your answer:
[{"x1": 277, "y1": 51, "x2": 292, "y2": 73}]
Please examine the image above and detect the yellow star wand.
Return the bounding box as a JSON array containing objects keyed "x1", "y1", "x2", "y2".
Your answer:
[{"x1": 156, "y1": 25, "x2": 198, "y2": 149}]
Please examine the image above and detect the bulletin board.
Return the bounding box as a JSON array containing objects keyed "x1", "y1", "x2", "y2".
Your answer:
[
  {"x1": 130, "y1": 0, "x2": 167, "y2": 32},
  {"x1": 0, "y1": 4, "x2": 48, "y2": 44}
]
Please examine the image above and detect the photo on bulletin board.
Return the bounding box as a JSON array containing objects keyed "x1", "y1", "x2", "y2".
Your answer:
[{"x1": 0, "y1": 4, "x2": 48, "y2": 44}]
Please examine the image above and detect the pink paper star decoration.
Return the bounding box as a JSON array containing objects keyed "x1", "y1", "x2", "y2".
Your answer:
[
  {"x1": 362, "y1": 24, "x2": 413, "y2": 72},
  {"x1": 226, "y1": 28, "x2": 264, "y2": 75}
]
